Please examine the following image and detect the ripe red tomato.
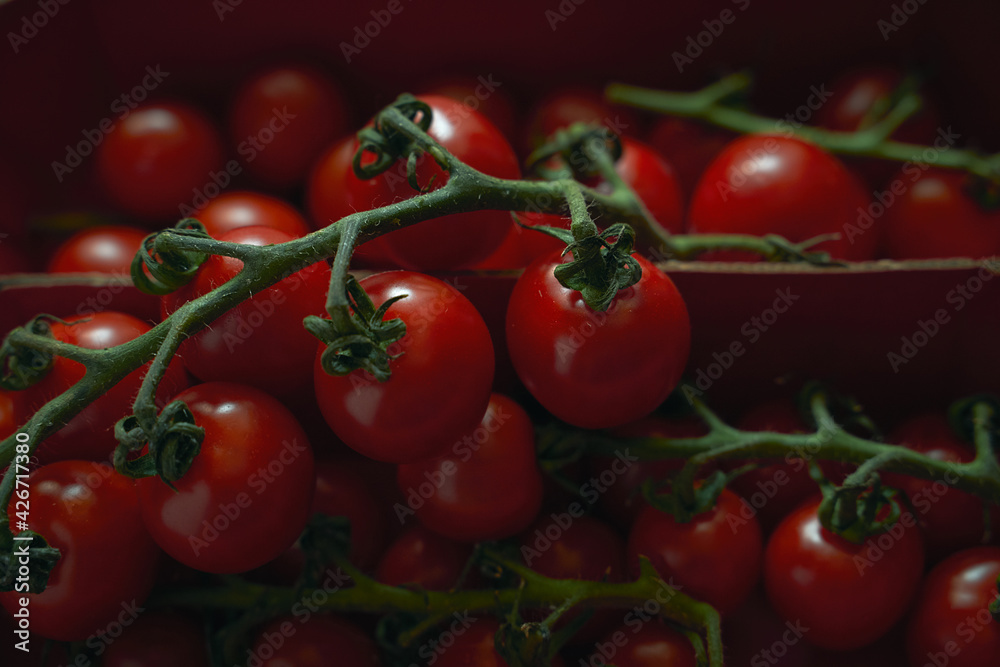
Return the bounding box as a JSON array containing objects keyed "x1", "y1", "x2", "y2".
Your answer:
[
  {"x1": 193, "y1": 190, "x2": 310, "y2": 238},
  {"x1": 648, "y1": 117, "x2": 733, "y2": 198},
  {"x1": 421, "y1": 75, "x2": 517, "y2": 140},
  {"x1": 597, "y1": 138, "x2": 684, "y2": 238},
  {"x1": 102, "y1": 611, "x2": 210, "y2": 667},
  {"x1": 135, "y1": 382, "x2": 315, "y2": 574},
  {"x1": 309, "y1": 95, "x2": 520, "y2": 271},
  {"x1": 17, "y1": 312, "x2": 188, "y2": 464},
  {"x1": 396, "y1": 393, "x2": 543, "y2": 542},
  {"x1": 249, "y1": 615, "x2": 380, "y2": 667},
  {"x1": 628, "y1": 488, "x2": 763, "y2": 616},
  {"x1": 905, "y1": 547, "x2": 1000, "y2": 667},
  {"x1": 229, "y1": 65, "x2": 348, "y2": 190},
  {"x1": 764, "y1": 496, "x2": 924, "y2": 650},
  {"x1": 376, "y1": 524, "x2": 472, "y2": 590},
  {"x1": 46, "y1": 225, "x2": 148, "y2": 275},
  {"x1": 523, "y1": 87, "x2": 638, "y2": 154},
  {"x1": 0, "y1": 461, "x2": 161, "y2": 642},
  {"x1": 432, "y1": 617, "x2": 566, "y2": 667},
  {"x1": 506, "y1": 252, "x2": 690, "y2": 429},
  {"x1": 586, "y1": 622, "x2": 697, "y2": 667},
  {"x1": 884, "y1": 413, "x2": 994, "y2": 561},
  {"x1": 687, "y1": 134, "x2": 876, "y2": 261},
  {"x1": 96, "y1": 102, "x2": 224, "y2": 221},
  {"x1": 162, "y1": 225, "x2": 330, "y2": 397},
  {"x1": 880, "y1": 168, "x2": 1000, "y2": 259},
  {"x1": 314, "y1": 271, "x2": 494, "y2": 464}
]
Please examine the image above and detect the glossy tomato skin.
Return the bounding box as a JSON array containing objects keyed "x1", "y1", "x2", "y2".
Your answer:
[
  {"x1": 230, "y1": 65, "x2": 348, "y2": 190},
  {"x1": 687, "y1": 135, "x2": 876, "y2": 261},
  {"x1": 628, "y1": 488, "x2": 763, "y2": 616},
  {"x1": 376, "y1": 524, "x2": 472, "y2": 590},
  {"x1": 162, "y1": 226, "x2": 330, "y2": 396},
  {"x1": 250, "y1": 615, "x2": 381, "y2": 667},
  {"x1": 0, "y1": 461, "x2": 161, "y2": 642},
  {"x1": 102, "y1": 611, "x2": 210, "y2": 667},
  {"x1": 314, "y1": 271, "x2": 494, "y2": 464},
  {"x1": 47, "y1": 225, "x2": 148, "y2": 275},
  {"x1": 396, "y1": 394, "x2": 543, "y2": 543},
  {"x1": 881, "y1": 168, "x2": 1000, "y2": 259},
  {"x1": 135, "y1": 382, "x2": 315, "y2": 574},
  {"x1": 905, "y1": 547, "x2": 1000, "y2": 667},
  {"x1": 421, "y1": 76, "x2": 518, "y2": 140},
  {"x1": 586, "y1": 622, "x2": 697, "y2": 667},
  {"x1": 18, "y1": 312, "x2": 188, "y2": 464},
  {"x1": 765, "y1": 497, "x2": 925, "y2": 651},
  {"x1": 96, "y1": 102, "x2": 224, "y2": 221},
  {"x1": 193, "y1": 190, "x2": 310, "y2": 238},
  {"x1": 506, "y1": 252, "x2": 690, "y2": 430}
]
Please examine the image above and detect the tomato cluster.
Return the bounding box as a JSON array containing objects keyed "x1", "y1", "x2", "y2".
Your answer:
[{"x1": 1, "y1": 52, "x2": 999, "y2": 667}]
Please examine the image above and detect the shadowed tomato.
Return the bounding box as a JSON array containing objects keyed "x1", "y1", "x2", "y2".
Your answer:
[
  {"x1": 376, "y1": 524, "x2": 472, "y2": 590},
  {"x1": 422, "y1": 75, "x2": 517, "y2": 140},
  {"x1": 433, "y1": 617, "x2": 565, "y2": 667},
  {"x1": 765, "y1": 497, "x2": 924, "y2": 650},
  {"x1": 47, "y1": 226, "x2": 148, "y2": 275},
  {"x1": 594, "y1": 138, "x2": 684, "y2": 239},
  {"x1": 396, "y1": 394, "x2": 543, "y2": 542},
  {"x1": 0, "y1": 461, "x2": 161, "y2": 642},
  {"x1": 250, "y1": 615, "x2": 381, "y2": 667},
  {"x1": 193, "y1": 190, "x2": 310, "y2": 238},
  {"x1": 648, "y1": 117, "x2": 733, "y2": 199},
  {"x1": 102, "y1": 611, "x2": 210, "y2": 667},
  {"x1": 587, "y1": 622, "x2": 697, "y2": 667},
  {"x1": 523, "y1": 87, "x2": 639, "y2": 155},
  {"x1": 135, "y1": 382, "x2": 315, "y2": 574}
]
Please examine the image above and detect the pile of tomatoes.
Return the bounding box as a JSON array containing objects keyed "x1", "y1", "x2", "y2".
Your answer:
[{"x1": 1, "y1": 60, "x2": 1000, "y2": 667}]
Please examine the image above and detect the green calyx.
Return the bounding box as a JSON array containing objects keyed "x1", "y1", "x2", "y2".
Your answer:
[
  {"x1": 132, "y1": 218, "x2": 213, "y2": 296},
  {"x1": 353, "y1": 93, "x2": 434, "y2": 187},
  {"x1": 112, "y1": 400, "x2": 205, "y2": 487},
  {"x1": 816, "y1": 471, "x2": 904, "y2": 544},
  {"x1": 305, "y1": 276, "x2": 408, "y2": 383},
  {"x1": 554, "y1": 223, "x2": 642, "y2": 312},
  {"x1": 0, "y1": 315, "x2": 58, "y2": 391},
  {"x1": 641, "y1": 469, "x2": 731, "y2": 524}
]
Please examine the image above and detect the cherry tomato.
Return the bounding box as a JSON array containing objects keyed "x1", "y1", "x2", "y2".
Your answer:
[
  {"x1": 396, "y1": 394, "x2": 543, "y2": 542},
  {"x1": 46, "y1": 225, "x2": 148, "y2": 275},
  {"x1": 422, "y1": 75, "x2": 517, "y2": 140},
  {"x1": 229, "y1": 65, "x2": 348, "y2": 190},
  {"x1": 506, "y1": 251, "x2": 690, "y2": 429},
  {"x1": 96, "y1": 102, "x2": 224, "y2": 221},
  {"x1": 162, "y1": 225, "x2": 330, "y2": 397},
  {"x1": 523, "y1": 87, "x2": 638, "y2": 155},
  {"x1": 687, "y1": 134, "x2": 876, "y2": 261},
  {"x1": 135, "y1": 382, "x2": 315, "y2": 574},
  {"x1": 648, "y1": 117, "x2": 733, "y2": 199},
  {"x1": 597, "y1": 138, "x2": 684, "y2": 238},
  {"x1": 249, "y1": 615, "x2": 381, "y2": 667},
  {"x1": 764, "y1": 496, "x2": 924, "y2": 650},
  {"x1": 884, "y1": 413, "x2": 994, "y2": 561},
  {"x1": 309, "y1": 95, "x2": 521, "y2": 271},
  {"x1": 17, "y1": 312, "x2": 188, "y2": 464},
  {"x1": 905, "y1": 547, "x2": 1000, "y2": 667},
  {"x1": 102, "y1": 611, "x2": 210, "y2": 667},
  {"x1": 432, "y1": 617, "x2": 566, "y2": 667},
  {"x1": 586, "y1": 622, "x2": 697, "y2": 667},
  {"x1": 628, "y1": 488, "x2": 763, "y2": 615},
  {"x1": 314, "y1": 271, "x2": 494, "y2": 464},
  {"x1": 880, "y1": 168, "x2": 1000, "y2": 259},
  {"x1": 193, "y1": 190, "x2": 310, "y2": 238},
  {"x1": 376, "y1": 524, "x2": 472, "y2": 590},
  {"x1": 0, "y1": 461, "x2": 161, "y2": 641}
]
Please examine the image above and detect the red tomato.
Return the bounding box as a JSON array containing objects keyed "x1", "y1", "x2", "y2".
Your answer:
[
  {"x1": 96, "y1": 102, "x2": 224, "y2": 221},
  {"x1": 17, "y1": 312, "x2": 188, "y2": 464},
  {"x1": 586, "y1": 622, "x2": 697, "y2": 667},
  {"x1": 102, "y1": 611, "x2": 210, "y2": 667},
  {"x1": 884, "y1": 413, "x2": 994, "y2": 561},
  {"x1": 46, "y1": 225, "x2": 148, "y2": 275},
  {"x1": 314, "y1": 271, "x2": 494, "y2": 464},
  {"x1": 648, "y1": 117, "x2": 733, "y2": 199},
  {"x1": 506, "y1": 252, "x2": 690, "y2": 429},
  {"x1": 0, "y1": 461, "x2": 161, "y2": 641},
  {"x1": 193, "y1": 190, "x2": 310, "y2": 238},
  {"x1": 229, "y1": 65, "x2": 348, "y2": 190},
  {"x1": 162, "y1": 225, "x2": 330, "y2": 396},
  {"x1": 135, "y1": 382, "x2": 315, "y2": 574},
  {"x1": 422, "y1": 75, "x2": 518, "y2": 140},
  {"x1": 687, "y1": 135, "x2": 876, "y2": 261},
  {"x1": 376, "y1": 524, "x2": 472, "y2": 590},
  {"x1": 598, "y1": 138, "x2": 684, "y2": 238},
  {"x1": 880, "y1": 168, "x2": 1000, "y2": 259},
  {"x1": 628, "y1": 488, "x2": 763, "y2": 615},
  {"x1": 249, "y1": 615, "x2": 380, "y2": 667},
  {"x1": 523, "y1": 87, "x2": 639, "y2": 155},
  {"x1": 764, "y1": 497, "x2": 924, "y2": 650},
  {"x1": 432, "y1": 617, "x2": 566, "y2": 667},
  {"x1": 905, "y1": 547, "x2": 1000, "y2": 667},
  {"x1": 309, "y1": 95, "x2": 521, "y2": 271},
  {"x1": 396, "y1": 394, "x2": 543, "y2": 542}
]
